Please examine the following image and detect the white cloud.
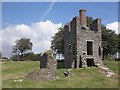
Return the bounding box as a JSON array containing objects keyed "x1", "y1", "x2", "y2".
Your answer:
[
  {"x1": 1, "y1": 20, "x2": 62, "y2": 58},
  {"x1": 106, "y1": 22, "x2": 120, "y2": 34}
]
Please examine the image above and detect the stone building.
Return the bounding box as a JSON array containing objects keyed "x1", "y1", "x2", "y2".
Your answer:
[{"x1": 64, "y1": 9, "x2": 103, "y2": 68}]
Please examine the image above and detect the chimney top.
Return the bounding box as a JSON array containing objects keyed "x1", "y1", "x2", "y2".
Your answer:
[
  {"x1": 79, "y1": 9, "x2": 86, "y2": 12},
  {"x1": 79, "y1": 9, "x2": 87, "y2": 26}
]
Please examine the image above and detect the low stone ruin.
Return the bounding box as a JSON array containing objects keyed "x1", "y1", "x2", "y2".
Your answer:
[
  {"x1": 98, "y1": 65, "x2": 115, "y2": 78},
  {"x1": 26, "y1": 50, "x2": 57, "y2": 80}
]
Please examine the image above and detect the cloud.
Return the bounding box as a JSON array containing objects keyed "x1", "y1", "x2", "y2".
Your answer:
[
  {"x1": 41, "y1": 0, "x2": 56, "y2": 20},
  {"x1": 106, "y1": 22, "x2": 120, "y2": 34},
  {"x1": 1, "y1": 20, "x2": 62, "y2": 58}
]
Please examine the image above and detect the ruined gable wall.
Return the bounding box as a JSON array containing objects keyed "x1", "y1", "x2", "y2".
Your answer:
[{"x1": 64, "y1": 17, "x2": 78, "y2": 68}]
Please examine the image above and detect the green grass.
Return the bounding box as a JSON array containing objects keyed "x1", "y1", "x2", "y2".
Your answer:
[{"x1": 2, "y1": 60, "x2": 119, "y2": 88}]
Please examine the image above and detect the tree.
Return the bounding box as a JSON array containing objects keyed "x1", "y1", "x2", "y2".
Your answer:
[
  {"x1": 0, "y1": 52, "x2": 2, "y2": 58},
  {"x1": 102, "y1": 28, "x2": 118, "y2": 58},
  {"x1": 51, "y1": 27, "x2": 64, "y2": 54},
  {"x1": 12, "y1": 37, "x2": 33, "y2": 60},
  {"x1": 118, "y1": 34, "x2": 120, "y2": 52}
]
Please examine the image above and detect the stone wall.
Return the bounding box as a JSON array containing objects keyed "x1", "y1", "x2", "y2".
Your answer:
[
  {"x1": 26, "y1": 50, "x2": 57, "y2": 80},
  {"x1": 40, "y1": 51, "x2": 57, "y2": 70},
  {"x1": 40, "y1": 50, "x2": 57, "y2": 79},
  {"x1": 64, "y1": 9, "x2": 103, "y2": 69},
  {"x1": 64, "y1": 17, "x2": 78, "y2": 68}
]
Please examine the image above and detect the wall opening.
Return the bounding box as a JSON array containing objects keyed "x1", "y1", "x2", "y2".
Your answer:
[
  {"x1": 86, "y1": 58, "x2": 95, "y2": 66},
  {"x1": 79, "y1": 55, "x2": 82, "y2": 68},
  {"x1": 99, "y1": 47, "x2": 101, "y2": 56},
  {"x1": 87, "y1": 41, "x2": 93, "y2": 55},
  {"x1": 74, "y1": 59, "x2": 77, "y2": 69}
]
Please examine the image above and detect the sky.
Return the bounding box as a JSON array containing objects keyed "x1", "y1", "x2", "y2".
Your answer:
[
  {"x1": 1, "y1": 2, "x2": 119, "y2": 58},
  {"x1": 2, "y1": 2, "x2": 118, "y2": 27}
]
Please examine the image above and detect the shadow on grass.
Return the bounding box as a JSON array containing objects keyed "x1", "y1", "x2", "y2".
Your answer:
[{"x1": 57, "y1": 60, "x2": 65, "y2": 69}]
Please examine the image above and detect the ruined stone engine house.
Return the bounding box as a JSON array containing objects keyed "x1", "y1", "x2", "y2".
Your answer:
[{"x1": 64, "y1": 9, "x2": 103, "y2": 68}]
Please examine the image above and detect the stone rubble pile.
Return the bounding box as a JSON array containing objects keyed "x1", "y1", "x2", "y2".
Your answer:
[
  {"x1": 98, "y1": 65, "x2": 115, "y2": 77},
  {"x1": 26, "y1": 50, "x2": 57, "y2": 80},
  {"x1": 26, "y1": 68, "x2": 56, "y2": 80}
]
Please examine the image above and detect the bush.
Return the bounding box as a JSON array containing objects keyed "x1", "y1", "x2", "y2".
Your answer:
[{"x1": 11, "y1": 52, "x2": 41, "y2": 61}]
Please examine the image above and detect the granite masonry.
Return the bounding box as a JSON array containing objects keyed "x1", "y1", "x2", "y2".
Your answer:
[
  {"x1": 64, "y1": 9, "x2": 103, "y2": 69},
  {"x1": 40, "y1": 50, "x2": 57, "y2": 78},
  {"x1": 26, "y1": 50, "x2": 57, "y2": 80}
]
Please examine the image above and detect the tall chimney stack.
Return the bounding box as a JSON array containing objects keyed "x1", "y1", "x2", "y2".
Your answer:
[{"x1": 79, "y1": 9, "x2": 86, "y2": 26}]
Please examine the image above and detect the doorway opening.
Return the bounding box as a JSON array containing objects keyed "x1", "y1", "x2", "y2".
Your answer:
[{"x1": 86, "y1": 58, "x2": 95, "y2": 67}]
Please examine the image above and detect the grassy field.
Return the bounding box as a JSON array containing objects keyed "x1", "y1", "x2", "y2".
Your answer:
[{"x1": 2, "y1": 60, "x2": 119, "y2": 88}]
